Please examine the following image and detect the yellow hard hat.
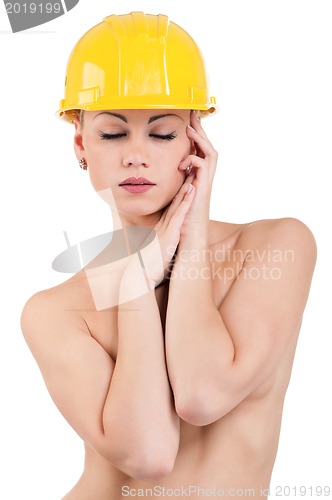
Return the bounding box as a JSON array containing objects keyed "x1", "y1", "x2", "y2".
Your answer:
[{"x1": 56, "y1": 12, "x2": 217, "y2": 123}]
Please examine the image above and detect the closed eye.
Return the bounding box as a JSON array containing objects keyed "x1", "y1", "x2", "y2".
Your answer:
[
  {"x1": 99, "y1": 132, "x2": 177, "y2": 141},
  {"x1": 150, "y1": 133, "x2": 176, "y2": 141},
  {"x1": 99, "y1": 132, "x2": 127, "y2": 140}
]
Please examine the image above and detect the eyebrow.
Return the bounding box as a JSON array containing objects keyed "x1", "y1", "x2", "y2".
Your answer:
[
  {"x1": 93, "y1": 112, "x2": 127, "y2": 122},
  {"x1": 148, "y1": 113, "x2": 184, "y2": 123},
  {"x1": 93, "y1": 112, "x2": 183, "y2": 124}
]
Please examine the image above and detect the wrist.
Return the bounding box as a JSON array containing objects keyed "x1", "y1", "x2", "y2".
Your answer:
[
  {"x1": 175, "y1": 235, "x2": 210, "y2": 272},
  {"x1": 179, "y1": 232, "x2": 208, "y2": 250},
  {"x1": 120, "y1": 254, "x2": 152, "y2": 303}
]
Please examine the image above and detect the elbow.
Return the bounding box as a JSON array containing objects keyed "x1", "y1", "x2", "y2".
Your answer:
[
  {"x1": 175, "y1": 397, "x2": 217, "y2": 426},
  {"x1": 118, "y1": 446, "x2": 176, "y2": 481},
  {"x1": 100, "y1": 438, "x2": 177, "y2": 481},
  {"x1": 129, "y1": 453, "x2": 176, "y2": 481},
  {"x1": 174, "y1": 389, "x2": 236, "y2": 426}
]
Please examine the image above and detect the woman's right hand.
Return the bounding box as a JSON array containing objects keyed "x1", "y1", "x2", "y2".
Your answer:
[{"x1": 137, "y1": 169, "x2": 196, "y2": 289}]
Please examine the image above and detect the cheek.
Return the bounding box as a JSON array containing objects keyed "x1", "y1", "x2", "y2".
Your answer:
[
  {"x1": 175, "y1": 141, "x2": 192, "y2": 173},
  {"x1": 163, "y1": 160, "x2": 188, "y2": 195},
  {"x1": 84, "y1": 142, "x2": 117, "y2": 190},
  {"x1": 160, "y1": 139, "x2": 190, "y2": 166},
  {"x1": 85, "y1": 142, "x2": 108, "y2": 166},
  {"x1": 87, "y1": 158, "x2": 113, "y2": 193},
  {"x1": 158, "y1": 144, "x2": 190, "y2": 187}
]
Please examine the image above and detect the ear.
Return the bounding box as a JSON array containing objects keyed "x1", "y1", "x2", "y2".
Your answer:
[{"x1": 73, "y1": 117, "x2": 85, "y2": 162}]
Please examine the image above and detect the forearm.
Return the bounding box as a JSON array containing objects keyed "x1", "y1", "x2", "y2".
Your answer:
[
  {"x1": 102, "y1": 253, "x2": 179, "y2": 477},
  {"x1": 165, "y1": 236, "x2": 235, "y2": 416}
]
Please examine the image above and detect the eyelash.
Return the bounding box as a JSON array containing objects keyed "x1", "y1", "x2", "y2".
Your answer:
[{"x1": 99, "y1": 132, "x2": 176, "y2": 141}]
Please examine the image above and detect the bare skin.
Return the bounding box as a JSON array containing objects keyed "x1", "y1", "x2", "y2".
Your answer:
[
  {"x1": 21, "y1": 110, "x2": 316, "y2": 500},
  {"x1": 21, "y1": 218, "x2": 315, "y2": 500}
]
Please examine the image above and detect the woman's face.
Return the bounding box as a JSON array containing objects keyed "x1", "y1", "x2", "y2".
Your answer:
[{"x1": 73, "y1": 109, "x2": 193, "y2": 223}]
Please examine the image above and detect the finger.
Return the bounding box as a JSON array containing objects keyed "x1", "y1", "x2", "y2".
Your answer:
[
  {"x1": 179, "y1": 154, "x2": 216, "y2": 194},
  {"x1": 186, "y1": 126, "x2": 216, "y2": 159},
  {"x1": 162, "y1": 172, "x2": 195, "y2": 226},
  {"x1": 168, "y1": 181, "x2": 195, "y2": 232},
  {"x1": 190, "y1": 110, "x2": 212, "y2": 144},
  {"x1": 157, "y1": 171, "x2": 193, "y2": 224},
  {"x1": 178, "y1": 154, "x2": 208, "y2": 172}
]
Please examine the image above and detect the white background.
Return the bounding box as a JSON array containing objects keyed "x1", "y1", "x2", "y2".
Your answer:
[{"x1": 0, "y1": 1, "x2": 331, "y2": 499}]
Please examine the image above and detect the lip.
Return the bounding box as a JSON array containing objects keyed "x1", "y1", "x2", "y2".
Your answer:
[
  {"x1": 119, "y1": 176, "x2": 156, "y2": 194},
  {"x1": 120, "y1": 184, "x2": 155, "y2": 194},
  {"x1": 119, "y1": 176, "x2": 155, "y2": 186}
]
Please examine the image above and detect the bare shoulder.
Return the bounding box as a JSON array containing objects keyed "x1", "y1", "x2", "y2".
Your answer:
[
  {"x1": 210, "y1": 217, "x2": 317, "y2": 292},
  {"x1": 238, "y1": 217, "x2": 317, "y2": 268},
  {"x1": 211, "y1": 216, "x2": 316, "y2": 256},
  {"x1": 241, "y1": 216, "x2": 316, "y2": 244},
  {"x1": 20, "y1": 272, "x2": 90, "y2": 345}
]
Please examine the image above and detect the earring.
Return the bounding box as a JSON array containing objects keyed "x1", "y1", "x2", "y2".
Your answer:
[{"x1": 79, "y1": 158, "x2": 87, "y2": 170}]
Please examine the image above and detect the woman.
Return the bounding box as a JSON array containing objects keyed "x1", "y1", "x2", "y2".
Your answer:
[{"x1": 21, "y1": 12, "x2": 316, "y2": 500}]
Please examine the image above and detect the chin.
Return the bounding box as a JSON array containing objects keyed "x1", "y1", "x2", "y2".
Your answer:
[{"x1": 117, "y1": 198, "x2": 171, "y2": 218}]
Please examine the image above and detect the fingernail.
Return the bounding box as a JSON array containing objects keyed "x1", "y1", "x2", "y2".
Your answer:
[
  {"x1": 194, "y1": 110, "x2": 201, "y2": 121},
  {"x1": 187, "y1": 183, "x2": 193, "y2": 194},
  {"x1": 187, "y1": 124, "x2": 196, "y2": 132}
]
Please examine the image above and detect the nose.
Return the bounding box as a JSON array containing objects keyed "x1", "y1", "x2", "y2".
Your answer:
[{"x1": 122, "y1": 137, "x2": 149, "y2": 168}]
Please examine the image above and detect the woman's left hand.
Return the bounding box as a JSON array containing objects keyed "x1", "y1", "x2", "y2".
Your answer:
[{"x1": 178, "y1": 110, "x2": 218, "y2": 241}]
